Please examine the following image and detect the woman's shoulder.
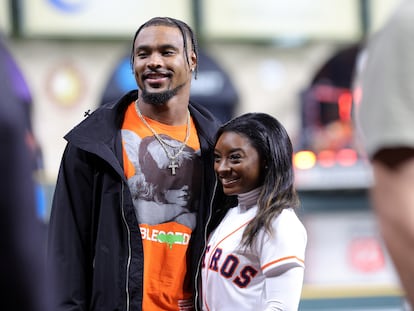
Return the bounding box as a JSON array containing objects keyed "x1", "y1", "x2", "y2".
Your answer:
[
  {"x1": 273, "y1": 208, "x2": 307, "y2": 238},
  {"x1": 257, "y1": 208, "x2": 307, "y2": 264}
]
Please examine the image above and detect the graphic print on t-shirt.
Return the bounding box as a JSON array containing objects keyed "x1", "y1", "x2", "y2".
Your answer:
[
  {"x1": 122, "y1": 102, "x2": 201, "y2": 310},
  {"x1": 123, "y1": 130, "x2": 201, "y2": 228}
]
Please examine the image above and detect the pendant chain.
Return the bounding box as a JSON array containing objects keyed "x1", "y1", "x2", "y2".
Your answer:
[{"x1": 134, "y1": 99, "x2": 191, "y2": 175}]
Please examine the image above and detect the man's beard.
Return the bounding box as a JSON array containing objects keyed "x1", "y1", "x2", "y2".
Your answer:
[{"x1": 141, "y1": 84, "x2": 185, "y2": 106}]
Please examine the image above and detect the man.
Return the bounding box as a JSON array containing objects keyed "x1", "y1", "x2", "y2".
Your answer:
[
  {"x1": 0, "y1": 35, "x2": 48, "y2": 311},
  {"x1": 356, "y1": 0, "x2": 414, "y2": 307},
  {"x1": 47, "y1": 17, "x2": 223, "y2": 311}
]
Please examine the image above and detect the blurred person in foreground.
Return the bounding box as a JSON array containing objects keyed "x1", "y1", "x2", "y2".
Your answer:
[
  {"x1": 0, "y1": 35, "x2": 47, "y2": 310},
  {"x1": 355, "y1": 0, "x2": 414, "y2": 307},
  {"x1": 202, "y1": 113, "x2": 307, "y2": 310},
  {"x1": 47, "y1": 17, "x2": 224, "y2": 310}
]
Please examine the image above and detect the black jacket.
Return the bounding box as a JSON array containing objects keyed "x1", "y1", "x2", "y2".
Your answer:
[{"x1": 47, "y1": 90, "x2": 222, "y2": 311}]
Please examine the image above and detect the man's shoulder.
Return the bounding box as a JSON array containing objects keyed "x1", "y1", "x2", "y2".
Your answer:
[
  {"x1": 188, "y1": 102, "x2": 222, "y2": 143},
  {"x1": 189, "y1": 101, "x2": 222, "y2": 126},
  {"x1": 65, "y1": 91, "x2": 136, "y2": 141}
]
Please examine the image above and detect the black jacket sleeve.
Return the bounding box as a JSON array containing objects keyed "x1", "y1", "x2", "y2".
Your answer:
[{"x1": 47, "y1": 143, "x2": 96, "y2": 310}]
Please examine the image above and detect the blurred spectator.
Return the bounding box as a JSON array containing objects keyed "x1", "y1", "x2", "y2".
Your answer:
[
  {"x1": 355, "y1": 0, "x2": 414, "y2": 307},
  {"x1": 0, "y1": 34, "x2": 48, "y2": 310}
]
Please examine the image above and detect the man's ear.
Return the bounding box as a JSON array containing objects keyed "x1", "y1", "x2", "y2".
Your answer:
[{"x1": 190, "y1": 51, "x2": 197, "y2": 71}]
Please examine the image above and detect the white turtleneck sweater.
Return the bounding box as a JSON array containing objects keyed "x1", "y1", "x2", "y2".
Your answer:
[{"x1": 201, "y1": 187, "x2": 307, "y2": 311}]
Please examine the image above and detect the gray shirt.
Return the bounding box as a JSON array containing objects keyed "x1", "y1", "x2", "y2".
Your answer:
[{"x1": 355, "y1": 0, "x2": 414, "y2": 158}]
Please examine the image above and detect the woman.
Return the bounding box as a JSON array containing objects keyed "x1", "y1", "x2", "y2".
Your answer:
[{"x1": 201, "y1": 113, "x2": 307, "y2": 311}]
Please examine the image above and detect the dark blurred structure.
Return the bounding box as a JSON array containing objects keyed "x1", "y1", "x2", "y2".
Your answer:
[
  {"x1": 100, "y1": 49, "x2": 239, "y2": 123},
  {"x1": 0, "y1": 35, "x2": 49, "y2": 311},
  {"x1": 311, "y1": 43, "x2": 362, "y2": 88},
  {"x1": 299, "y1": 43, "x2": 362, "y2": 152},
  {"x1": 293, "y1": 43, "x2": 371, "y2": 191}
]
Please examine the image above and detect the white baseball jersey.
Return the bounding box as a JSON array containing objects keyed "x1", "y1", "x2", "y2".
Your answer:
[{"x1": 201, "y1": 205, "x2": 307, "y2": 311}]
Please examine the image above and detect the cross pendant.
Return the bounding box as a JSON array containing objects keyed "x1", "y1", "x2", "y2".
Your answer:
[{"x1": 168, "y1": 160, "x2": 179, "y2": 175}]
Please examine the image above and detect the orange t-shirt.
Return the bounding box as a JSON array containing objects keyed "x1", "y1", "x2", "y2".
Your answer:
[{"x1": 121, "y1": 102, "x2": 201, "y2": 311}]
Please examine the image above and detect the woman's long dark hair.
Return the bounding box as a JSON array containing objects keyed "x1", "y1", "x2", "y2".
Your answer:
[{"x1": 214, "y1": 112, "x2": 300, "y2": 248}]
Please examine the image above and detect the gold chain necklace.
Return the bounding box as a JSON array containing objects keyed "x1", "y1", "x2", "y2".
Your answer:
[{"x1": 134, "y1": 99, "x2": 191, "y2": 175}]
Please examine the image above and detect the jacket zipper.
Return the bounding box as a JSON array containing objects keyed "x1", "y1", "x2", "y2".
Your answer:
[
  {"x1": 120, "y1": 181, "x2": 132, "y2": 311},
  {"x1": 194, "y1": 178, "x2": 218, "y2": 311}
]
